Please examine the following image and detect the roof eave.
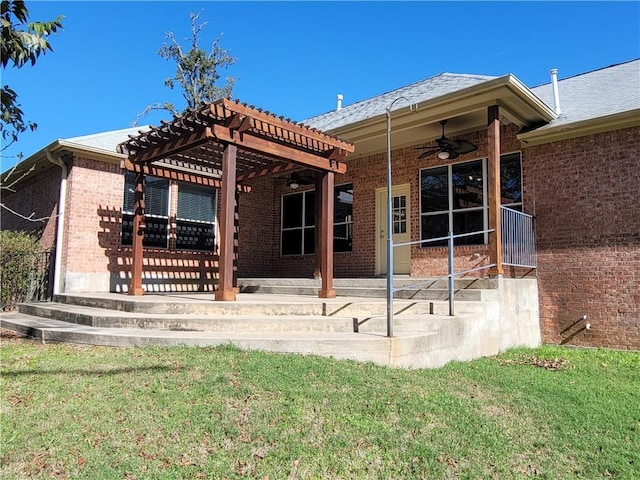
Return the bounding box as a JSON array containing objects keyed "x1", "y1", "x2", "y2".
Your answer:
[
  {"x1": 55, "y1": 139, "x2": 126, "y2": 163},
  {"x1": 1, "y1": 139, "x2": 125, "y2": 187},
  {"x1": 323, "y1": 75, "x2": 557, "y2": 153},
  {"x1": 518, "y1": 109, "x2": 640, "y2": 146},
  {"x1": 329, "y1": 75, "x2": 556, "y2": 136}
]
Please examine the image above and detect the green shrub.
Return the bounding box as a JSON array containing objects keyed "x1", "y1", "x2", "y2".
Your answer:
[{"x1": 0, "y1": 230, "x2": 45, "y2": 310}]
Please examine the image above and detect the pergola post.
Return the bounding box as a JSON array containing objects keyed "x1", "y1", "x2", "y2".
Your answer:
[
  {"x1": 313, "y1": 174, "x2": 323, "y2": 280},
  {"x1": 215, "y1": 143, "x2": 238, "y2": 301},
  {"x1": 129, "y1": 171, "x2": 145, "y2": 296},
  {"x1": 318, "y1": 171, "x2": 336, "y2": 298},
  {"x1": 487, "y1": 105, "x2": 504, "y2": 276}
]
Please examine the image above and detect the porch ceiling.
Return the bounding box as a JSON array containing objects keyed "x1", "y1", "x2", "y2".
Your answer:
[{"x1": 117, "y1": 98, "x2": 355, "y2": 183}]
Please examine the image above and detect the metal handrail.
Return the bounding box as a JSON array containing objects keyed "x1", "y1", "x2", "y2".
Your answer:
[
  {"x1": 383, "y1": 208, "x2": 537, "y2": 337},
  {"x1": 391, "y1": 229, "x2": 495, "y2": 318},
  {"x1": 501, "y1": 206, "x2": 537, "y2": 268}
]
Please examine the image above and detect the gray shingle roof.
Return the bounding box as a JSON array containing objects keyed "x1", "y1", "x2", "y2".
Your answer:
[
  {"x1": 63, "y1": 126, "x2": 150, "y2": 153},
  {"x1": 302, "y1": 73, "x2": 497, "y2": 131},
  {"x1": 530, "y1": 58, "x2": 640, "y2": 130},
  {"x1": 303, "y1": 59, "x2": 639, "y2": 133}
]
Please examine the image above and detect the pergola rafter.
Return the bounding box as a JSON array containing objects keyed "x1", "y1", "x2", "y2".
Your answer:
[{"x1": 117, "y1": 98, "x2": 354, "y2": 301}]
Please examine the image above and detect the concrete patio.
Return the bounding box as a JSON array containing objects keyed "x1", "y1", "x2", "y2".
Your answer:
[{"x1": 0, "y1": 277, "x2": 541, "y2": 369}]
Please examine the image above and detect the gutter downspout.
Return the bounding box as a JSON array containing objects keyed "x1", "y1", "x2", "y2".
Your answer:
[{"x1": 46, "y1": 149, "x2": 70, "y2": 295}]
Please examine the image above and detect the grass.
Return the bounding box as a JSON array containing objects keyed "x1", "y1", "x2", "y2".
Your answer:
[{"x1": 1, "y1": 335, "x2": 638, "y2": 479}]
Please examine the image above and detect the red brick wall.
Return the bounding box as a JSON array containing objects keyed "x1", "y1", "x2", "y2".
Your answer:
[
  {"x1": 1, "y1": 164, "x2": 60, "y2": 250},
  {"x1": 523, "y1": 127, "x2": 639, "y2": 350},
  {"x1": 64, "y1": 157, "x2": 221, "y2": 292},
  {"x1": 64, "y1": 157, "x2": 123, "y2": 275},
  {"x1": 237, "y1": 176, "x2": 278, "y2": 277}
]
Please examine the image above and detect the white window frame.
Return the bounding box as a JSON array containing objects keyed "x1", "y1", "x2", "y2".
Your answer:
[
  {"x1": 281, "y1": 189, "x2": 315, "y2": 256},
  {"x1": 419, "y1": 152, "x2": 522, "y2": 247},
  {"x1": 280, "y1": 183, "x2": 354, "y2": 256}
]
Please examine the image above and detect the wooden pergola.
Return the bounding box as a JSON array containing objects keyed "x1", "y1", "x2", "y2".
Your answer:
[{"x1": 117, "y1": 98, "x2": 354, "y2": 301}]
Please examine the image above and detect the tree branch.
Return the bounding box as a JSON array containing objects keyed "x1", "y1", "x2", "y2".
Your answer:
[
  {"x1": 0, "y1": 203, "x2": 55, "y2": 223},
  {"x1": 0, "y1": 164, "x2": 35, "y2": 192},
  {"x1": 131, "y1": 103, "x2": 177, "y2": 126}
]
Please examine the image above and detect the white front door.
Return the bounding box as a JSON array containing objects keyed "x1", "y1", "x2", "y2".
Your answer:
[{"x1": 375, "y1": 184, "x2": 411, "y2": 275}]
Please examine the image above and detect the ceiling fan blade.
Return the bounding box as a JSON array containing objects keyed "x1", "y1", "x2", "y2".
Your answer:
[
  {"x1": 299, "y1": 175, "x2": 315, "y2": 185},
  {"x1": 438, "y1": 137, "x2": 458, "y2": 149},
  {"x1": 452, "y1": 140, "x2": 478, "y2": 155},
  {"x1": 447, "y1": 150, "x2": 460, "y2": 160},
  {"x1": 418, "y1": 148, "x2": 440, "y2": 159}
]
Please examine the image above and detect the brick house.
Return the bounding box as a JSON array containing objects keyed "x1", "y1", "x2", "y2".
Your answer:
[{"x1": 2, "y1": 59, "x2": 638, "y2": 349}]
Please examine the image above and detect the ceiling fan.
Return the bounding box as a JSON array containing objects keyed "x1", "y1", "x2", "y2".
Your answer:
[
  {"x1": 416, "y1": 120, "x2": 478, "y2": 160},
  {"x1": 286, "y1": 171, "x2": 315, "y2": 189}
]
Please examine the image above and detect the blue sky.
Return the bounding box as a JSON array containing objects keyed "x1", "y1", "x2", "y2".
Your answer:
[{"x1": 2, "y1": 1, "x2": 639, "y2": 169}]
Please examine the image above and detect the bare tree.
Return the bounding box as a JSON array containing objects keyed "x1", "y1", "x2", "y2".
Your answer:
[{"x1": 133, "y1": 10, "x2": 236, "y2": 125}]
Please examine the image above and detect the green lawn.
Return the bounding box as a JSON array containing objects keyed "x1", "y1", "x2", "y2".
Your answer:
[{"x1": 1, "y1": 334, "x2": 638, "y2": 479}]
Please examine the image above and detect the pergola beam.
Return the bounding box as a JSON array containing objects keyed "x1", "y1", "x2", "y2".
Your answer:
[
  {"x1": 129, "y1": 130, "x2": 209, "y2": 164},
  {"x1": 235, "y1": 162, "x2": 298, "y2": 183},
  {"x1": 121, "y1": 159, "x2": 252, "y2": 192},
  {"x1": 209, "y1": 124, "x2": 347, "y2": 174},
  {"x1": 214, "y1": 99, "x2": 355, "y2": 154}
]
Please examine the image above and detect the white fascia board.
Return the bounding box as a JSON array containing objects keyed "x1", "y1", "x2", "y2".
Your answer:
[
  {"x1": 54, "y1": 140, "x2": 127, "y2": 164},
  {"x1": 518, "y1": 109, "x2": 640, "y2": 146}
]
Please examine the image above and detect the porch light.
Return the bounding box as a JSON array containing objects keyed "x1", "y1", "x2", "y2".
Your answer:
[
  {"x1": 437, "y1": 150, "x2": 450, "y2": 160},
  {"x1": 287, "y1": 179, "x2": 300, "y2": 190}
]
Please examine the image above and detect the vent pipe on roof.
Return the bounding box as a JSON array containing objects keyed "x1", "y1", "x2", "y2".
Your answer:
[
  {"x1": 550, "y1": 68, "x2": 561, "y2": 115},
  {"x1": 336, "y1": 94, "x2": 343, "y2": 111}
]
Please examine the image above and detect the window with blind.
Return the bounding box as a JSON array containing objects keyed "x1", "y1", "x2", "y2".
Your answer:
[
  {"x1": 121, "y1": 172, "x2": 169, "y2": 248},
  {"x1": 176, "y1": 183, "x2": 217, "y2": 251}
]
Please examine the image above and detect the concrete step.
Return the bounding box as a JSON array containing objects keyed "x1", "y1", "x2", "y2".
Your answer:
[
  {"x1": 240, "y1": 285, "x2": 493, "y2": 301},
  {"x1": 18, "y1": 300, "x2": 474, "y2": 333},
  {"x1": 18, "y1": 303, "x2": 355, "y2": 333},
  {"x1": 47, "y1": 293, "x2": 488, "y2": 317},
  {"x1": 0, "y1": 312, "x2": 451, "y2": 369},
  {"x1": 238, "y1": 277, "x2": 497, "y2": 290},
  {"x1": 51, "y1": 294, "x2": 328, "y2": 315}
]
